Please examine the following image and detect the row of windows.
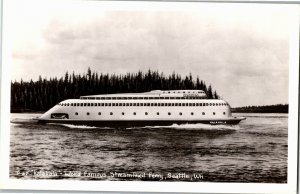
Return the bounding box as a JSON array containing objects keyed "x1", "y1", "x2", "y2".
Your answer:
[
  {"x1": 161, "y1": 91, "x2": 204, "y2": 94},
  {"x1": 75, "y1": 112, "x2": 226, "y2": 116},
  {"x1": 80, "y1": 96, "x2": 206, "y2": 100},
  {"x1": 59, "y1": 102, "x2": 229, "y2": 107}
]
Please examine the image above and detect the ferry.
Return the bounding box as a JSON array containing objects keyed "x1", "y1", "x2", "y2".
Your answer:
[{"x1": 37, "y1": 90, "x2": 245, "y2": 127}]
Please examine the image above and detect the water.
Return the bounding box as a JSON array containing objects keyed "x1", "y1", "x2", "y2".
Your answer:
[{"x1": 9, "y1": 113, "x2": 287, "y2": 183}]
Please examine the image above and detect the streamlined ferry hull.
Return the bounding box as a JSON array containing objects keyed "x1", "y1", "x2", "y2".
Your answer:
[{"x1": 37, "y1": 117, "x2": 246, "y2": 127}]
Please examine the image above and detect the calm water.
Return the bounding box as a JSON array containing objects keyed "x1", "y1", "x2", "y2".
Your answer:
[{"x1": 9, "y1": 113, "x2": 287, "y2": 183}]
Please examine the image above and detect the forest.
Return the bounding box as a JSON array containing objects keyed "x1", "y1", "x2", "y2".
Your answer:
[
  {"x1": 231, "y1": 104, "x2": 288, "y2": 113},
  {"x1": 11, "y1": 68, "x2": 219, "y2": 112}
]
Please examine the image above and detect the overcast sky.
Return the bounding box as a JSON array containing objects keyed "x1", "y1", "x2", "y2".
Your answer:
[{"x1": 9, "y1": 0, "x2": 293, "y2": 107}]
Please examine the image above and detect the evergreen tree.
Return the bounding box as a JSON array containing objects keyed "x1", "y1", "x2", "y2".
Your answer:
[{"x1": 10, "y1": 68, "x2": 221, "y2": 112}]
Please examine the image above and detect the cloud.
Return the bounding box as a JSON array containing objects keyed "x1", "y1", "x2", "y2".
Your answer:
[{"x1": 11, "y1": 2, "x2": 291, "y2": 106}]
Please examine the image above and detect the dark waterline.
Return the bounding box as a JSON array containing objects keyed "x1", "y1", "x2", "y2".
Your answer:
[{"x1": 9, "y1": 113, "x2": 287, "y2": 183}]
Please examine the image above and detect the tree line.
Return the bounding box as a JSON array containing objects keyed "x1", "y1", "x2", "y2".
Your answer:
[
  {"x1": 231, "y1": 104, "x2": 288, "y2": 113},
  {"x1": 11, "y1": 68, "x2": 219, "y2": 112}
]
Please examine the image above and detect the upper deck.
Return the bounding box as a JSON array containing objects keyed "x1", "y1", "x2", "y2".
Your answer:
[{"x1": 80, "y1": 90, "x2": 207, "y2": 100}]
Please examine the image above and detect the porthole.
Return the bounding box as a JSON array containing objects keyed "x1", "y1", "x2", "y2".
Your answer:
[
  {"x1": 75, "y1": 112, "x2": 78, "y2": 115},
  {"x1": 122, "y1": 112, "x2": 125, "y2": 115},
  {"x1": 223, "y1": 112, "x2": 226, "y2": 115},
  {"x1": 145, "y1": 112, "x2": 148, "y2": 115},
  {"x1": 202, "y1": 112, "x2": 205, "y2": 115},
  {"x1": 133, "y1": 112, "x2": 136, "y2": 115},
  {"x1": 191, "y1": 112, "x2": 194, "y2": 115},
  {"x1": 168, "y1": 112, "x2": 171, "y2": 115},
  {"x1": 213, "y1": 112, "x2": 215, "y2": 115},
  {"x1": 98, "y1": 112, "x2": 101, "y2": 115},
  {"x1": 87, "y1": 112, "x2": 90, "y2": 115},
  {"x1": 110, "y1": 112, "x2": 113, "y2": 115},
  {"x1": 179, "y1": 112, "x2": 182, "y2": 116},
  {"x1": 157, "y1": 112, "x2": 159, "y2": 115}
]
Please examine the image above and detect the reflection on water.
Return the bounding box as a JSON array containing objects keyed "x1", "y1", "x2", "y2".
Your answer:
[{"x1": 10, "y1": 113, "x2": 287, "y2": 182}]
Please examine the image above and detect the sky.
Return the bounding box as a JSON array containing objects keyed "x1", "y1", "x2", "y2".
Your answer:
[{"x1": 8, "y1": 0, "x2": 293, "y2": 107}]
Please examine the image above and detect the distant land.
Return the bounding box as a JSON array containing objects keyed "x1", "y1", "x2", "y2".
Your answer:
[{"x1": 231, "y1": 104, "x2": 288, "y2": 113}]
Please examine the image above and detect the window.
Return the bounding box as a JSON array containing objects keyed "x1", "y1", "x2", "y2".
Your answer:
[
  {"x1": 133, "y1": 112, "x2": 136, "y2": 115},
  {"x1": 157, "y1": 112, "x2": 159, "y2": 115},
  {"x1": 133, "y1": 103, "x2": 136, "y2": 106},
  {"x1": 202, "y1": 112, "x2": 205, "y2": 115},
  {"x1": 191, "y1": 112, "x2": 194, "y2": 115},
  {"x1": 213, "y1": 112, "x2": 215, "y2": 115},
  {"x1": 122, "y1": 112, "x2": 125, "y2": 115},
  {"x1": 112, "y1": 103, "x2": 115, "y2": 106},
  {"x1": 133, "y1": 97, "x2": 137, "y2": 100},
  {"x1": 110, "y1": 112, "x2": 113, "y2": 115},
  {"x1": 168, "y1": 112, "x2": 171, "y2": 115},
  {"x1": 84, "y1": 103, "x2": 87, "y2": 106},
  {"x1": 75, "y1": 112, "x2": 78, "y2": 115},
  {"x1": 98, "y1": 112, "x2": 101, "y2": 115},
  {"x1": 145, "y1": 112, "x2": 148, "y2": 115},
  {"x1": 80, "y1": 103, "x2": 83, "y2": 106},
  {"x1": 87, "y1": 112, "x2": 90, "y2": 115},
  {"x1": 223, "y1": 112, "x2": 226, "y2": 115},
  {"x1": 149, "y1": 97, "x2": 154, "y2": 99},
  {"x1": 179, "y1": 112, "x2": 182, "y2": 116},
  {"x1": 71, "y1": 103, "x2": 74, "y2": 106}
]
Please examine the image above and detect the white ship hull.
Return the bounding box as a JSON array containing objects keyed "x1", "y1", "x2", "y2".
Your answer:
[{"x1": 37, "y1": 90, "x2": 246, "y2": 127}]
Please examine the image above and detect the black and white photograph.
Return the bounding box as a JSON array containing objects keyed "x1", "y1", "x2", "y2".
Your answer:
[{"x1": 0, "y1": 0, "x2": 299, "y2": 193}]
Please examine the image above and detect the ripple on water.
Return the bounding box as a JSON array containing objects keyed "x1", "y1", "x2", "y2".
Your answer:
[{"x1": 9, "y1": 113, "x2": 288, "y2": 183}]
